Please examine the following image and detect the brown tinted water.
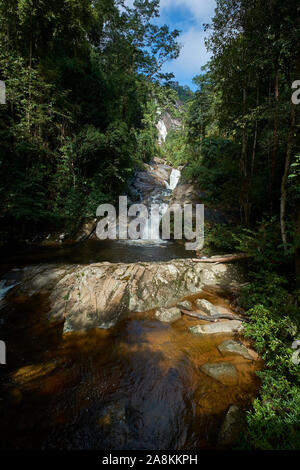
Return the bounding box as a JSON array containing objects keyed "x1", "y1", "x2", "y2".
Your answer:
[{"x1": 0, "y1": 285, "x2": 262, "y2": 450}]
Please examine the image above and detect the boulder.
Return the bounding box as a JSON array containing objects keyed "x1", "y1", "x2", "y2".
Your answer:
[
  {"x1": 218, "y1": 405, "x2": 245, "y2": 448},
  {"x1": 201, "y1": 362, "x2": 238, "y2": 386},
  {"x1": 195, "y1": 299, "x2": 219, "y2": 316},
  {"x1": 155, "y1": 307, "x2": 181, "y2": 323},
  {"x1": 218, "y1": 340, "x2": 254, "y2": 360},
  {"x1": 176, "y1": 300, "x2": 192, "y2": 310},
  {"x1": 190, "y1": 320, "x2": 244, "y2": 337}
]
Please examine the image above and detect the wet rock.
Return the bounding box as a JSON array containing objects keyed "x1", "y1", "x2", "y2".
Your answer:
[
  {"x1": 155, "y1": 307, "x2": 181, "y2": 323},
  {"x1": 218, "y1": 405, "x2": 245, "y2": 448},
  {"x1": 128, "y1": 162, "x2": 171, "y2": 201},
  {"x1": 196, "y1": 299, "x2": 219, "y2": 316},
  {"x1": 201, "y1": 362, "x2": 238, "y2": 386},
  {"x1": 190, "y1": 320, "x2": 244, "y2": 337},
  {"x1": 75, "y1": 218, "x2": 98, "y2": 242},
  {"x1": 11, "y1": 362, "x2": 58, "y2": 390},
  {"x1": 218, "y1": 340, "x2": 254, "y2": 360},
  {"x1": 170, "y1": 183, "x2": 206, "y2": 206},
  {"x1": 11, "y1": 260, "x2": 243, "y2": 332},
  {"x1": 177, "y1": 300, "x2": 192, "y2": 310}
]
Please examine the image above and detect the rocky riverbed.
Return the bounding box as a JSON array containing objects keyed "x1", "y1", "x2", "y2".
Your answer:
[{"x1": 0, "y1": 160, "x2": 262, "y2": 450}]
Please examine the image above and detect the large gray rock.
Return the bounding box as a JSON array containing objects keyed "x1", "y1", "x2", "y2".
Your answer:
[
  {"x1": 196, "y1": 299, "x2": 219, "y2": 316},
  {"x1": 129, "y1": 162, "x2": 171, "y2": 201},
  {"x1": 218, "y1": 340, "x2": 253, "y2": 360},
  {"x1": 155, "y1": 307, "x2": 181, "y2": 323},
  {"x1": 190, "y1": 320, "x2": 244, "y2": 337},
  {"x1": 177, "y1": 300, "x2": 192, "y2": 310},
  {"x1": 9, "y1": 260, "x2": 243, "y2": 332},
  {"x1": 201, "y1": 362, "x2": 238, "y2": 386},
  {"x1": 218, "y1": 405, "x2": 245, "y2": 448}
]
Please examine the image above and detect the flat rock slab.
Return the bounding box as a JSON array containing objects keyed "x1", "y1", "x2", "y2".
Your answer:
[
  {"x1": 155, "y1": 307, "x2": 181, "y2": 323},
  {"x1": 201, "y1": 362, "x2": 238, "y2": 386},
  {"x1": 9, "y1": 260, "x2": 243, "y2": 333},
  {"x1": 218, "y1": 340, "x2": 253, "y2": 360},
  {"x1": 190, "y1": 320, "x2": 244, "y2": 337}
]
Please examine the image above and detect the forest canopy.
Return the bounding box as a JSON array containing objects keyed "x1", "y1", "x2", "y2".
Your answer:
[{"x1": 0, "y1": 0, "x2": 180, "y2": 241}]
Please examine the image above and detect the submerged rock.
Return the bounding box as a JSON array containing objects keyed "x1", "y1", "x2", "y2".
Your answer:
[
  {"x1": 218, "y1": 405, "x2": 245, "y2": 448},
  {"x1": 190, "y1": 320, "x2": 244, "y2": 337},
  {"x1": 155, "y1": 307, "x2": 181, "y2": 323},
  {"x1": 195, "y1": 299, "x2": 219, "y2": 316},
  {"x1": 218, "y1": 340, "x2": 254, "y2": 360},
  {"x1": 201, "y1": 362, "x2": 238, "y2": 386}
]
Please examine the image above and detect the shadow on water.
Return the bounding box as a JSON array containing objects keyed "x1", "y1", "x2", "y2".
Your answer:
[
  {"x1": 0, "y1": 239, "x2": 194, "y2": 276},
  {"x1": 0, "y1": 290, "x2": 262, "y2": 450}
]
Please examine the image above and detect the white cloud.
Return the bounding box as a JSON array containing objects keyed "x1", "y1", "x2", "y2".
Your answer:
[
  {"x1": 162, "y1": 28, "x2": 211, "y2": 78},
  {"x1": 160, "y1": 0, "x2": 216, "y2": 23},
  {"x1": 124, "y1": 0, "x2": 216, "y2": 22},
  {"x1": 123, "y1": 0, "x2": 216, "y2": 83}
]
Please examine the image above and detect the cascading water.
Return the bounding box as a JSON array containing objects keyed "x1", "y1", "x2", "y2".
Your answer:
[
  {"x1": 139, "y1": 167, "x2": 181, "y2": 243},
  {"x1": 165, "y1": 168, "x2": 181, "y2": 190}
]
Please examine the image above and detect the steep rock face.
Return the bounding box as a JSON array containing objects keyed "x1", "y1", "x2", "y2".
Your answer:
[
  {"x1": 169, "y1": 182, "x2": 229, "y2": 225},
  {"x1": 10, "y1": 260, "x2": 243, "y2": 332}
]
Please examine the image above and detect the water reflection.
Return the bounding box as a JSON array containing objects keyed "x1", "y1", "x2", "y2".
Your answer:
[{"x1": 0, "y1": 291, "x2": 261, "y2": 450}]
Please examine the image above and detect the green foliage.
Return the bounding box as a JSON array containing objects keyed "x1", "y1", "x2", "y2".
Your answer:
[
  {"x1": 200, "y1": 219, "x2": 300, "y2": 449},
  {"x1": 161, "y1": 130, "x2": 187, "y2": 167},
  {"x1": 183, "y1": 138, "x2": 240, "y2": 208},
  {"x1": 0, "y1": 0, "x2": 180, "y2": 241},
  {"x1": 245, "y1": 374, "x2": 300, "y2": 450},
  {"x1": 241, "y1": 285, "x2": 300, "y2": 449},
  {"x1": 169, "y1": 82, "x2": 194, "y2": 103},
  {"x1": 203, "y1": 224, "x2": 244, "y2": 254}
]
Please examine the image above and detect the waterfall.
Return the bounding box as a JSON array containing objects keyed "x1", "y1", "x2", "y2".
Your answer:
[
  {"x1": 156, "y1": 119, "x2": 168, "y2": 145},
  {"x1": 165, "y1": 169, "x2": 181, "y2": 190},
  {"x1": 119, "y1": 164, "x2": 181, "y2": 245},
  {"x1": 140, "y1": 168, "x2": 181, "y2": 243}
]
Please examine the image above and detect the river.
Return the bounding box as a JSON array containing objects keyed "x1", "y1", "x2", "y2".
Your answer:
[{"x1": 0, "y1": 161, "x2": 261, "y2": 450}]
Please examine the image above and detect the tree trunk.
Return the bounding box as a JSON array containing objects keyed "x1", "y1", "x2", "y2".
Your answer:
[
  {"x1": 280, "y1": 104, "x2": 295, "y2": 252},
  {"x1": 296, "y1": 203, "x2": 300, "y2": 291},
  {"x1": 270, "y1": 65, "x2": 279, "y2": 214},
  {"x1": 241, "y1": 78, "x2": 249, "y2": 224}
]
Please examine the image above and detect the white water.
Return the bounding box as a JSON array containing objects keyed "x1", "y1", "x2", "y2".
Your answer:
[
  {"x1": 140, "y1": 168, "x2": 181, "y2": 243},
  {"x1": 165, "y1": 168, "x2": 181, "y2": 190},
  {"x1": 156, "y1": 119, "x2": 168, "y2": 145},
  {"x1": 118, "y1": 165, "x2": 181, "y2": 246}
]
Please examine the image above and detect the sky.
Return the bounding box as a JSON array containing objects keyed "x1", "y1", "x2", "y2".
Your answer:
[{"x1": 125, "y1": 0, "x2": 217, "y2": 90}]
